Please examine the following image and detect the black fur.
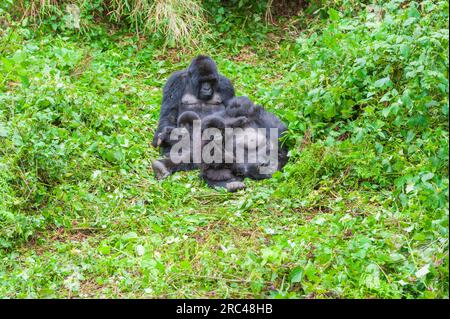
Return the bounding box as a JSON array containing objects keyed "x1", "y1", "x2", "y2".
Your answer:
[
  {"x1": 152, "y1": 55, "x2": 235, "y2": 154},
  {"x1": 152, "y1": 56, "x2": 235, "y2": 178},
  {"x1": 201, "y1": 96, "x2": 289, "y2": 182},
  {"x1": 151, "y1": 56, "x2": 288, "y2": 192},
  {"x1": 199, "y1": 117, "x2": 245, "y2": 192}
]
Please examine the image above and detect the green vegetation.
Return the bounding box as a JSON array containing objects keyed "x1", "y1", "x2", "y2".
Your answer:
[{"x1": 0, "y1": 0, "x2": 448, "y2": 298}]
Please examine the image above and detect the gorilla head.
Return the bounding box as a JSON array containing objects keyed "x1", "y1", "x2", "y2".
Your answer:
[
  {"x1": 177, "y1": 110, "x2": 201, "y2": 130},
  {"x1": 225, "y1": 96, "x2": 259, "y2": 118},
  {"x1": 188, "y1": 55, "x2": 219, "y2": 101}
]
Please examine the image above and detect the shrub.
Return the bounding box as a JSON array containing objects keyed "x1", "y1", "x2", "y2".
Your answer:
[{"x1": 10, "y1": 0, "x2": 209, "y2": 46}]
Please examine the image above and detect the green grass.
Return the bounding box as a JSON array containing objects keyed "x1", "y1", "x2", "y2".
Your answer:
[{"x1": 0, "y1": 1, "x2": 448, "y2": 298}]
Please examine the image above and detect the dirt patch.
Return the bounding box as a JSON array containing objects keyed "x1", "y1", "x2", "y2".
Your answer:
[
  {"x1": 78, "y1": 279, "x2": 106, "y2": 298},
  {"x1": 49, "y1": 227, "x2": 98, "y2": 243},
  {"x1": 266, "y1": 0, "x2": 309, "y2": 22},
  {"x1": 231, "y1": 46, "x2": 257, "y2": 63}
]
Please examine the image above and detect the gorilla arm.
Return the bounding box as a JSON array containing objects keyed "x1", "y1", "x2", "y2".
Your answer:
[{"x1": 151, "y1": 70, "x2": 187, "y2": 149}]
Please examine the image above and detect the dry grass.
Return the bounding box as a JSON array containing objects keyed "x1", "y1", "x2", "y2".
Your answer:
[
  {"x1": 15, "y1": 0, "x2": 62, "y2": 24},
  {"x1": 130, "y1": 0, "x2": 209, "y2": 46},
  {"x1": 13, "y1": 0, "x2": 209, "y2": 46}
]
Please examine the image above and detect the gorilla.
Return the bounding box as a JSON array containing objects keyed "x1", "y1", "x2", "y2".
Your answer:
[
  {"x1": 151, "y1": 111, "x2": 201, "y2": 180},
  {"x1": 225, "y1": 96, "x2": 289, "y2": 180},
  {"x1": 198, "y1": 110, "x2": 249, "y2": 192},
  {"x1": 151, "y1": 55, "x2": 235, "y2": 178},
  {"x1": 153, "y1": 109, "x2": 247, "y2": 192},
  {"x1": 198, "y1": 96, "x2": 289, "y2": 190}
]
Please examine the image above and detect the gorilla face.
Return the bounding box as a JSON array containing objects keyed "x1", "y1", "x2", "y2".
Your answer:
[{"x1": 188, "y1": 55, "x2": 219, "y2": 101}]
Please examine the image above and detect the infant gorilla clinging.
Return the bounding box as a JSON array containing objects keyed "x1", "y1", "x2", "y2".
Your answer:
[{"x1": 175, "y1": 96, "x2": 289, "y2": 192}]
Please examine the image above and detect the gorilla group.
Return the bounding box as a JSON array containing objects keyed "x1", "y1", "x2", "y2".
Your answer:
[{"x1": 152, "y1": 55, "x2": 288, "y2": 192}]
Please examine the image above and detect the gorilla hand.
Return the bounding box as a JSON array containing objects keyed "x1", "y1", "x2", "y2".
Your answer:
[
  {"x1": 156, "y1": 126, "x2": 175, "y2": 147},
  {"x1": 152, "y1": 159, "x2": 171, "y2": 180}
]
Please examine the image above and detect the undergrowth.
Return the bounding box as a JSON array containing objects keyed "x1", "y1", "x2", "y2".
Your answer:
[{"x1": 0, "y1": 0, "x2": 448, "y2": 298}]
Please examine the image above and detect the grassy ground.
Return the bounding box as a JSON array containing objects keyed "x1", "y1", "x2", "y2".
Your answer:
[{"x1": 0, "y1": 1, "x2": 449, "y2": 298}]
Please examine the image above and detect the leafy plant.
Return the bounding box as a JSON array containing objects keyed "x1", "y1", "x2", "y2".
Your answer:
[{"x1": 0, "y1": 0, "x2": 448, "y2": 298}]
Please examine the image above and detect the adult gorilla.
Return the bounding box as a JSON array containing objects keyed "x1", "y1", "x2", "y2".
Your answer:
[{"x1": 151, "y1": 55, "x2": 235, "y2": 178}]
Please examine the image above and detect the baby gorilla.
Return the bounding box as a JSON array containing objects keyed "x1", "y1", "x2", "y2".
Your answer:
[
  {"x1": 201, "y1": 96, "x2": 288, "y2": 181},
  {"x1": 153, "y1": 111, "x2": 246, "y2": 192},
  {"x1": 199, "y1": 114, "x2": 249, "y2": 192},
  {"x1": 154, "y1": 97, "x2": 288, "y2": 192},
  {"x1": 151, "y1": 111, "x2": 201, "y2": 180}
]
